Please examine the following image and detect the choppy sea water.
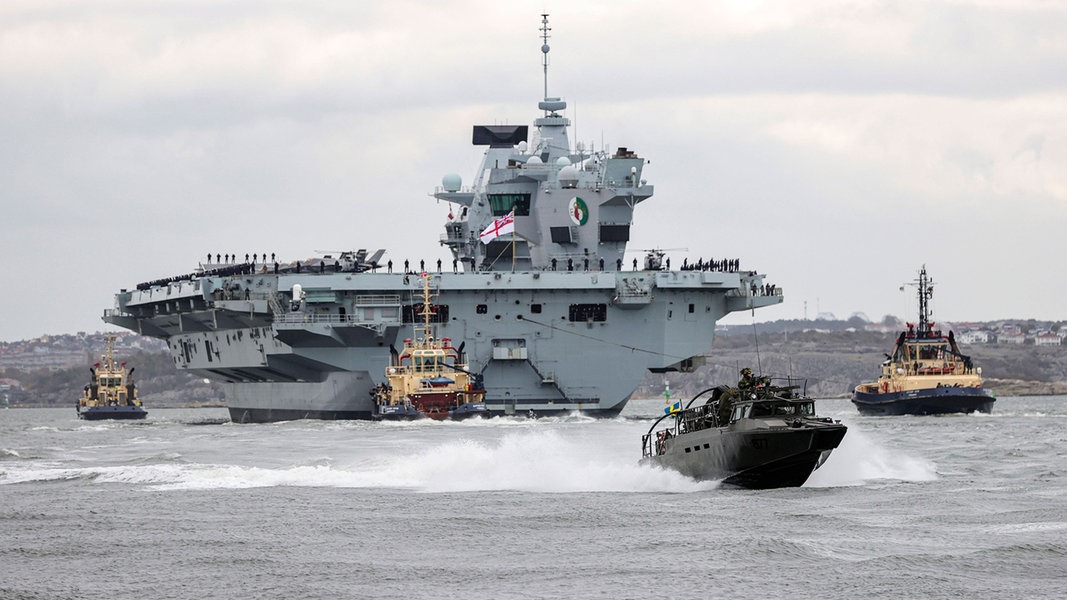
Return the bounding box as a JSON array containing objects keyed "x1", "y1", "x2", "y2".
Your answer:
[{"x1": 2, "y1": 396, "x2": 1066, "y2": 599}]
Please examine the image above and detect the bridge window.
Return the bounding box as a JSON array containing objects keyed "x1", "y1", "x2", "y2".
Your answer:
[
  {"x1": 598, "y1": 224, "x2": 630, "y2": 242},
  {"x1": 550, "y1": 226, "x2": 575, "y2": 244},
  {"x1": 488, "y1": 193, "x2": 531, "y2": 216}
]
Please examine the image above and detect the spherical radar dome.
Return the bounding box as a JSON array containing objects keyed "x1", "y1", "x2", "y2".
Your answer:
[
  {"x1": 526, "y1": 156, "x2": 543, "y2": 165},
  {"x1": 442, "y1": 173, "x2": 462, "y2": 192},
  {"x1": 558, "y1": 165, "x2": 579, "y2": 187}
]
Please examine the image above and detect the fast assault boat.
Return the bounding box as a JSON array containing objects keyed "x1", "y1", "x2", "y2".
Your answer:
[{"x1": 642, "y1": 371, "x2": 846, "y2": 489}]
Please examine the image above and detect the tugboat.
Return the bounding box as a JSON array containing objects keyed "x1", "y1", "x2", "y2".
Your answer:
[
  {"x1": 642, "y1": 369, "x2": 847, "y2": 489},
  {"x1": 852, "y1": 266, "x2": 994, "y2": 416},
  {"x1": 77, "y1": 335, "x2": 147, "y2": 420},
  {"x1": 372, "y1": 274, "x2": 488, "y2": 420}
]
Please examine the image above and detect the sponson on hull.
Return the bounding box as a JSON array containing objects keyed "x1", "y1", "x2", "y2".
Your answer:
[{"x1": 103, "y1": 15, "x2": 782, "y2": 423}]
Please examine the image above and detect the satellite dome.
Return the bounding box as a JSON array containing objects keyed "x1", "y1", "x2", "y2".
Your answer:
[
  {"x1": 558, "y1": 165, "x2": 579, "y2": 188},
  {"x1": 526, "y1": 156, "x2": 543, "y2": 165},
  {"x1": 442, "y1": 173, "x2": 462, "y2": 192},
  {"x1": 555, "y1": 157, "x2": 571, "y2": 167},
  {"x1": 517, "y1": 141, "x2": 528, "y2": 153}
]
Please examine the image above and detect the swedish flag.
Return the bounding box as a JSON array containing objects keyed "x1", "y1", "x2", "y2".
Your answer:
[{"x1": 664, "y1": 402, "x2": 681, "y2": 415}]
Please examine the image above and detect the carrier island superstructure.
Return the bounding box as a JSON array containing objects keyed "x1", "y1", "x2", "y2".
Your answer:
[{"x1": 103, "y1": 16, "x2": 782, "y2": 422}]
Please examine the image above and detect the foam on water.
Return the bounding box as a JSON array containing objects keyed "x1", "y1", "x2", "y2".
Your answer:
[
  {"x1": 1, "y1": 429, "x2": 713, "y2": 493},
  {"x1": 352, "y1": 429, "x2": 714, "y2": 493},
  {"x1": 806, "y1": 422, "x2": 938, "y2": 487},
  {"x1": 369, "y1": 412, "x2": 598, "y2": 430}
]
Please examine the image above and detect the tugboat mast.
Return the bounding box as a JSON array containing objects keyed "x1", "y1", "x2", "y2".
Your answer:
[{"x1": 916, "y1": 265, "x2": 934, "y2": 336}]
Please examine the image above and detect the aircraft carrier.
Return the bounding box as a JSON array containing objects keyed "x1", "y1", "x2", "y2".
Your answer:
[{"x1": 103, "y1": 15, "x2": 782, "y2": 422}]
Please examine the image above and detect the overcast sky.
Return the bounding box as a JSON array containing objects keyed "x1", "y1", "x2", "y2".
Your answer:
[{"x1": 2, "y1": 0, "x2": 1064, "y2": 342}]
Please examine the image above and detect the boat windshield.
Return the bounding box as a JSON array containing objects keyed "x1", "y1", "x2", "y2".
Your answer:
[
  {"x1": 751, "y1": 402, "x2": 814, "y2": 418},
  {"x1": 730, "y1": 404, "x2": 752, "y2": 422}
]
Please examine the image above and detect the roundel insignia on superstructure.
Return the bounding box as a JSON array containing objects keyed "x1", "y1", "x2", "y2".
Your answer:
[{"x1": 568, "y1": 197, "x2": 589, "y2": 226}]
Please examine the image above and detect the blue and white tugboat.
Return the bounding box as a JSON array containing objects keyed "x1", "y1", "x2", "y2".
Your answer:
[
  {"x1": 852, "y1": 266, "x2": 994, "y2": 416},
  {"x1": 77, "y1": 335, "x2": 147, "y2": 420},
  {"x1": 372, "y1": 274, "x2": 488, "y2": 420},
  {"x1": 642, "y1": 371, "x2": 847, "y2": 489}
]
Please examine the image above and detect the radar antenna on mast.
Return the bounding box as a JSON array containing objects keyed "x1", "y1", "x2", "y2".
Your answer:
[
  {"x1": 901, "y1": 264, "x2": 935, "y2": 336},
  {"x1": 540, "y1": 14, "x2": 551, "y2": 104}
]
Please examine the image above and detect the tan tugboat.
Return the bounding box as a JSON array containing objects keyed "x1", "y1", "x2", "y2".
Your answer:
[
  {"x1": 852, "y1": 265, "x2": 994, "y2": 415},
  {"x1": 372, "y1": 274, "x2": 488, "y2": 420},
  {"x1": 77, "y1": 335, "x2": 147, "y2": 420}
]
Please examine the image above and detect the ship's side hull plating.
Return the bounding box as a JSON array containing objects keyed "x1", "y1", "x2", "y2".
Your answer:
[{"x1": 107, "y1": 270, "x2": 778, "y2": 422}]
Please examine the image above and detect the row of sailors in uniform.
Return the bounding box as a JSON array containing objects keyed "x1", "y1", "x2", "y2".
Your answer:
[
  {"x1": 203, "y1": 251, "x2": 743, "y2": 274},
  {"x1": 136, "y1": 263, "x2": 255, "y2": 291},
  {"x1": 207, "y1": 253, "x2": 276, "y2": 264},
  {"x1": 138, "y1": 253, "x2": 749, "y2": 291}
]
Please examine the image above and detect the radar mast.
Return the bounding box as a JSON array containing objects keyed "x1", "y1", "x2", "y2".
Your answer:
[
  {"x1": 916, "y1": 265, "x2": 934, "y2": 336},
  {"x1": 540, "y1": 13, "x2": 551, "y2": 106}
]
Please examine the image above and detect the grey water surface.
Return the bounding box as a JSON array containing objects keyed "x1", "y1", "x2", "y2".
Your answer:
[{"x1": 2, "y1": 396, "x2": 1065, "y2": 599}]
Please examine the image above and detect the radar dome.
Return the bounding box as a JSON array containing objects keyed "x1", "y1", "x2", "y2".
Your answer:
[
  {"x1": 517, "y1": 141, "x2": 528, "y2": 153},
  {"x1": 558, "y1": 165, "x2": 579, "y2": 188},
  {"x1": 555, "y1": 157, "x2": 571, "y2": 167},
  {"x1": 526, "y1": 156, "x2": 543, "y2": 165},
  {"x1": 442, "y1": 173, "x2": 462, "y2": 192}
]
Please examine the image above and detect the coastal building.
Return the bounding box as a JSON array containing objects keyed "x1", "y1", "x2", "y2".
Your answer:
[
  {"x1": 998, "y1": 330, "x2": 1026, "y2": 345},
  {"x1": 1034, "y1": 332, "x2": 1064, "y2": 347},
  {"x1": 958, "y1": 330, "x2": 993, "y2": 344}
]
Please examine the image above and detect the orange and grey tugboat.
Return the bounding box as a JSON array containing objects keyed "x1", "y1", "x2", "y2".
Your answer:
[
  {"x1": 852, "y1": 265, "x2": 994, "y2": 416},
  {"x1": 77, "y1": 335, "x2": 147, "y2": 420},
  {"x1": 372, "y1": 274, "x2": 488, "y2": 420}
]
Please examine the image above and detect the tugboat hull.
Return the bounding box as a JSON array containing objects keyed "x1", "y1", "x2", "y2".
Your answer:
[
  {"x1": 852, "y1": 386, "x2": 994, "y2": 416},
  {"x1": 373, "y1": 404, "x2": 490, "y2": 421},
  {"x1": 78, "y1": 405, "x2": 148, "y2": 420}
]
